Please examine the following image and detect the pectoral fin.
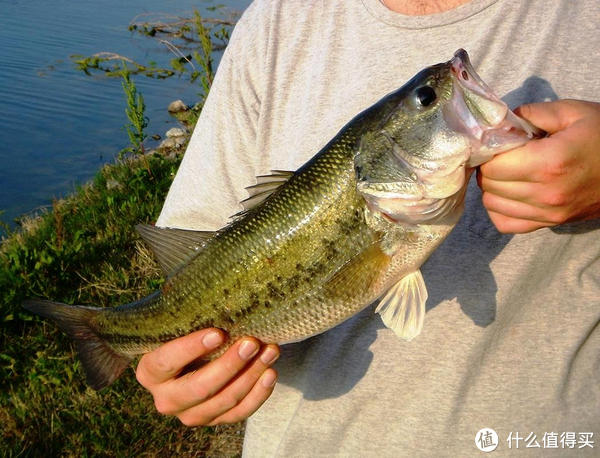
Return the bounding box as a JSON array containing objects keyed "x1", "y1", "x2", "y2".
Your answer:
[{"x1": 375, "y1": 270, "x2": 428, "y2": 341}]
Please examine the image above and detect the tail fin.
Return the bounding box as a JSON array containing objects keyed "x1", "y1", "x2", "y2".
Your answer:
[{"x1": 22, "y1": 299, "x2": 134, "y2": 390}]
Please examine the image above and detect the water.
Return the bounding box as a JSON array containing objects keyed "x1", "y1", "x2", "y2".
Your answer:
[{"x1": 0, "y1": 0, "x2": 250, "y2": 228}]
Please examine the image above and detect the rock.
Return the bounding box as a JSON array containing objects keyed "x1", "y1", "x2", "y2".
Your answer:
[
  {"x1": 159, "y1": 137, "x2": 186, "y2": 149},
  {"x1": 166, "y1": 127, "x2": 187, "y2": 138},
  {"x1": 159, "y1": 138, "x2": 177, "y2": 149},
  {"x1": 168, "y1": 100, "x2": 189, "y2": 113}
]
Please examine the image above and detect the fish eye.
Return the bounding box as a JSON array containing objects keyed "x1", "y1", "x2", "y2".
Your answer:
[{"x1": 415, "y1": 86, "x2": 437, "y2": 107}]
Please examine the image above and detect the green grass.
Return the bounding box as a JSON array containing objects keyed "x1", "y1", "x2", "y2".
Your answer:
[{"x1": 0, "y1": 153, "x2": 244, "y2": 457}]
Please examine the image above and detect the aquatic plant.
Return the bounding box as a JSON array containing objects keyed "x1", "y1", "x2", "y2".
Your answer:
[
  {"x1": 120, "y1": 68, "x2": 150, "y2": 173},
  {"x1": 73, "y1": 8, "x2": 236, "y2": 89}
]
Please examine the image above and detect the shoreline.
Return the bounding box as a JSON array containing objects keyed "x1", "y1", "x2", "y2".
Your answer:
[{"x1": 0, "y1": 99, "x2": 244, "y2": 457}]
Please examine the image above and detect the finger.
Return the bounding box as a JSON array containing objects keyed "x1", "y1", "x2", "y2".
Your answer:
[
  {"x1": 478, "y1": 139, "x2": 548, "y2": 182},
  {"x1": 482, "y1": 192, "x2": 560, "y2": 225},
  {"x1": 154, "y1": 337, "x2": 261, "y2": 415},
  {"x1": 207, "y1": 369, "x2": 278, "y2": 425},
  {"x1": 199, "y1": 345, "x2": 279, "y2": 423},
  {"x1": 136, "y1": 328, "x2": 224, "y2": 387},
  {"x1": 478, "y1": 176, "x2": 547, "y2": 208},
  {"x1": 177, "y1": 345, "x2": 280, "y2": 426},
  {"x1": 487, "y1": 210, "x2": 553, "y2": 234},
  {"x1": 514, "y1": 100, "x2": 579, "y2": 135},
  {"x1": 488, "y1": 100, "x2": 594, "y2": 182}
]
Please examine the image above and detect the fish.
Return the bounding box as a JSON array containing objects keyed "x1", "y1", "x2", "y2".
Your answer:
[{"x1": 23, "y1": 49, "x2": 545, "y2": 390}]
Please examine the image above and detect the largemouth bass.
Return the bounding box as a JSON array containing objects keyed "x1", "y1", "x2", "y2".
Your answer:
[{"x1": 23, "y1": 50, "x2": 544, "y2": 390}]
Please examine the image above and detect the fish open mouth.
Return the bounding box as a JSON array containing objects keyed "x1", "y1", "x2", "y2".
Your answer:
[
  {"x1": 357, "y1": 49, "x2": 547, "y2": 226},
  {"x1": 449, "y1": 49, "x2": 546, "y2": 166}
]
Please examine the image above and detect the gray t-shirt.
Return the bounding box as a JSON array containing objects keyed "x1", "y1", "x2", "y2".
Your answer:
[{"x1": 157, "y1": 0, "x2": 600, "y2": 456}]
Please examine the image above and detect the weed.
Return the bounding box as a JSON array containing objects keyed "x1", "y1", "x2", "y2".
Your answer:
[
  {"x1": 120, "y1": 67, "x2": 153, "y2": 178},
  {"x1": 192, "y1": 10, "x2": 215, "y2": 100},
  {"x1": 74, "y1": 8, "x2": 238, "y2": 87}
]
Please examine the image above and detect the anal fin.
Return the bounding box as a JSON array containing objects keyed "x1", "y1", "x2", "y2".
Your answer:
[
  {"x1": 375, "y1": 270, "x2": 428, "y2": 341},
  {"x1": 73, "y1": 333, "x2": 134, "y2": 390},
  {"x1": 135, "y1": 225, "x2": 215, "y2": 278}
]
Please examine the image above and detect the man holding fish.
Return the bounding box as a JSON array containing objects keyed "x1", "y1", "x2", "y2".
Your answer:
[{"x1": 134, "y1": 0, "x2": 600, "y2": 455}]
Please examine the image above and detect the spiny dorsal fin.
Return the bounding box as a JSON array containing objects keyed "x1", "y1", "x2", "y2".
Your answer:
[
  {"x1": 255, "y1": 170, "x2": 294, "y2": 184},
  {"x1": 375, "y1": 270, "x2": 428, "y2": 341},
  {"x1": 240, "y1": 170, "x2": 294, "y2": 211},
  {"x1": 135, "y1": 225, "x2": 215, "y2": 277}
]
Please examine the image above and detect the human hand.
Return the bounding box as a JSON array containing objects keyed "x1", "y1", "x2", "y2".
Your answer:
[
  {"x1": 135, "y1": 329, "x2": 279, "y2": 426},
  {"x1": 477, "y1": 99, "x2": 600, "y2": 233}
]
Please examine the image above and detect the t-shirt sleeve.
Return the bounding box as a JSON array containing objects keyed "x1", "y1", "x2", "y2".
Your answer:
[{"x1": 156, "y1": 4, "x2": 266, "y2": 231}]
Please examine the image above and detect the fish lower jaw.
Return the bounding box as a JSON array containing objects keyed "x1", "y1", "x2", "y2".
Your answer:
[
  {"x1": 365, "y1": 195, "x2": 450, "y2": 225},
  {"x1": 364, "y1": 173, "x2": 470, "y2": 226},
  {"x1": 466, "y1": 123, "x2": 537, "y2": 167},
  {"x1": 449, "y1": 78, "x2": 546, "y2": 168}
]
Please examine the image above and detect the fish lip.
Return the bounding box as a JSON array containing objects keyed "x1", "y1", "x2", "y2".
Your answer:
[
  {"x1": 450, "y1": 49, "x2": 499, "y2": 106},
  {"x1": 447, "y1": 49, "x2": 547, "y2": 166},
  {"x1": 449, "y1": 49, "x2": 509, "y2": 131},
  {"x1": 449, "y1": 49, "x2": 546, "y2": 139}
]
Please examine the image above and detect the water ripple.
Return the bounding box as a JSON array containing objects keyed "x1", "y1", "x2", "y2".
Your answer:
[{"x1": 0, "y1": 0, "x2": 250, "y2": 225}]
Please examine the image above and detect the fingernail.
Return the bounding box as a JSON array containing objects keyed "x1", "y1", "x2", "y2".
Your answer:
[
  {"x1": 262, "y1": 370, "x2": 277, "y2": 388},
  {"x1": 260, "y1": 347, "x2": 279, "y2": 365},
  {"x1": 238, "y1": 340, "x2": 259, "y2": 361},
  {"x1": 202, "y1": 331, "x2": 222, "y2": 349}
]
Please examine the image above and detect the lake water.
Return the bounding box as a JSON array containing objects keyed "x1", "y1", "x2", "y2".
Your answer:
[{"x1": 0, "y1": 0, "x2": 250, "y2": 229}]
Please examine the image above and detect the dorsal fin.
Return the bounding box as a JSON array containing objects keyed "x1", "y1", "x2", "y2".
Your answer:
[
  {"x1": 240, "y1": 170, "x2": 294, "y2": 211},
  {"x1": 230, "y1": 170, "x2": 294, "y2": 221},
  {"x1": 135, "y1": 225, "x2": 216, "y2": 277},
  {"x1": 255, "y1": 170, "x2": 294, "y2": 184}
]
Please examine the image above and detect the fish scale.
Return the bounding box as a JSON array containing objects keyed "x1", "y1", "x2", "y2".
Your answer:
[
  {"x1": 23, "y1": 49, "x2": 544, "y2": 390},
  {"x1": 90, "y1": 124, "x2": 371, "y2": 354}
]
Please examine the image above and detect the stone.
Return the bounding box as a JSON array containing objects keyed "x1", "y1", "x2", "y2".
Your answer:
[
  {"x1": 159, "y1": 137, "x2": 186, "y2": 149},
  {"x1": 167, "y1": 100, "x2": 189, "y2": 113},
  {"x1": 165, "y1": 127, "x2": 187, "y2": 138},
  {"x1": 159, "y1": 138, "x2": 177, "y2": 149}
]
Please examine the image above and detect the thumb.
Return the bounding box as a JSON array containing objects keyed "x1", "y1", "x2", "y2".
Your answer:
[{"x1": 514, "y1": 100, "x2": 580, "y2": 135}]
